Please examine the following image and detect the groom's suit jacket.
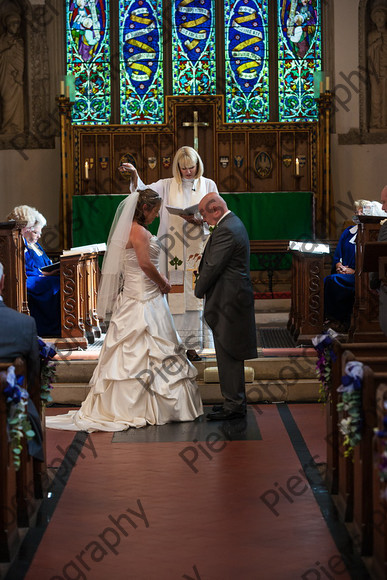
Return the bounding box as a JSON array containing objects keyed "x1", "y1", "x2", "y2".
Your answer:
[
  {"x1": 194, "y1": 212, "x2": 257, "y2": 360},
  {"x1": 0, "y1": 300, "x2": 40, "y2": 384}
]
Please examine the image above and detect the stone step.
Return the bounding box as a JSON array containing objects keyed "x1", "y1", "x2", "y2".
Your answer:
[
  {"x1": 255, "y1": 298, "x2": 291, "y2": 313},
  {"x1": 51, "y1": 354, "x2": 319, "y2": 405},
  {"x1": 54, "y1": 356, "x2": 317, "y2": 383},
  {"x1": 255, "y1": 299, "x2": 291, "y2": 327},
  {"x1": 51, "y1": 378, "x2": 319, "y2": 406}
]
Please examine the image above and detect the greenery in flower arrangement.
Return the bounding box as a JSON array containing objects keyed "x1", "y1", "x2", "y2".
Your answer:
[
  {"x1": 3, "y1": 366, "x2": 35, "y2": 471},
  {"x1": 38, "y1": 338, "x2": 57, "y2": 405},
  {"x1": 312, "y1": 329, "x2": 338, "y2": 404},
  {"x1": 337, "y1": 361, "x2": 363, "y2": 458}
]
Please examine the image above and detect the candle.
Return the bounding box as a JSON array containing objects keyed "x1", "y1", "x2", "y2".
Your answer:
[
  {"x1": 295, "y1": 157, "x2": 300, "y2": 176},
  {"x1": 85, "y1": 161, "x2": 89, "y2": 180},
  {"x1": 60, "y1": 80, "x2": 65, "y2": 95},
  {"x1": 325, "y1": 76, "x2": 330, "y2": 91},
  {"x1": 319, "y1": 81, "x2": 324, "y2": 95},
  {"x1": 66, "y1": 84, "x2": 70, "y2": 98}
]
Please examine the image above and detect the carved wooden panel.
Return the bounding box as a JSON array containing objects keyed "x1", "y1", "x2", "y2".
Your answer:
[
  {"x1": 60, "y1": 253, "x2": 101, "y2": 348},
  {"x1": 350, "y1": 218, "x2": 387, "y2": 342},
  {"x1": 0, "y1": 222, "x2": 29, "y2": 314},
  {"x1": 288, "y1": 250, "x2": 324, "y2": 343},
  {"x1": 61, "y1": 257, "x2": 85, "y2": 339}
]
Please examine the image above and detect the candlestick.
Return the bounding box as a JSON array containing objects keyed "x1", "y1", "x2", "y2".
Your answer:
[
  {"x1": 295, "y1": 157, "x2": 300, "y2": 176},
  {"x1": 60, "y1": 80, "x2": 65, "y2": 96},
  {"x1": 85, "y1": 161, "x2": 89, "y2": 180}
]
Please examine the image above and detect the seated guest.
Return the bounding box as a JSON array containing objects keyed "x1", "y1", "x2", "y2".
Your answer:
[
  {"x1": 0, "y1": 261, "x2": 40, "y2": 383},
  {"x1": 0, "y1": 261, "x2": 43, "y2": 460},
  {"x1": 7, "y1": 205, "x2": 61, "y2": 337},
  {"x1": 324, "y1": 199, "x2": 387, "y2": 332}
]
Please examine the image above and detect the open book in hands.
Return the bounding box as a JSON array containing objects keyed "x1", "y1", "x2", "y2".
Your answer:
[
  {"x1": 166, "y1": 203, "x2": 199, "y2": 216},
  {"x1": 40, "y1": 261, "x2": 60, "y2": 273}
]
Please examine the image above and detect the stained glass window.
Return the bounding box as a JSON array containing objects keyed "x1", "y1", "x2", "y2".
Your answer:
[
  {"x1": 224, "y1": 0, "x2": 269, "y2": 123},
  {"x1": 119, "y1": 0, "x2": 164, "y2": 124},
  {"x1": 277, "y1": 0, "x2": 321, "y2": 122},
  {"x1": 65, "y1": 1, "x2": 322, "y2": 125},
  {"x1": 171, "y1": 0, "x2": 217, "y2": 96},
  {"x1": 67, "y1": 0, "x2": 111, "y2": 124}
]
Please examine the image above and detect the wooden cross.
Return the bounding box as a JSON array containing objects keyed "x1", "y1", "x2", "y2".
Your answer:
[{"x1": 182, "y1": 110, "x2": 209, "y2": 152}]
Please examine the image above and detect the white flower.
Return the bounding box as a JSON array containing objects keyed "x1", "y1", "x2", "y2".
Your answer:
[
  {"x1": 339, "y1": 418, "x2": 351, "y2": 435},
  {"x1": 345, "y1": 360, "x2": 364, "y2": 381},
  {"x1": 312, "y1": 329, "x2": 338, "y2": 348}
]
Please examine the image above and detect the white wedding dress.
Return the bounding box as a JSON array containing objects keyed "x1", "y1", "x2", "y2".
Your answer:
[{"x1": 46, "y1": 237, "x2": 203, "y2": 432}]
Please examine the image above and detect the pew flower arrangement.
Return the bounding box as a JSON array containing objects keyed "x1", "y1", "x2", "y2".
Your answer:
[
  {"x1": 38, "y1": 338, "x2": 57, "y2": 405},
  {"x1": 312, "y1": 329, "x2": 338, "y2": 403},
  {"x1": 3, "y1": 365, "x2": 34, "y2": 471},
  {"x1": 337, "y1": 361, "x2": 363, "y2": 458}
]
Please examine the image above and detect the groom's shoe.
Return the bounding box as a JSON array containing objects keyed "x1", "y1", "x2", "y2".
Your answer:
[
  {"x1": 207, "y1": 409, "x2": 246, "y2": 421},
  {"x1": 211, "y1": 404, "x2": 224, "y2": 412}
]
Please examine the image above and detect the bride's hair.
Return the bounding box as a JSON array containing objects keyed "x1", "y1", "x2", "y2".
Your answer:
[{"x1": 134, "y1": 188, "x2": 161, "y2": 226}]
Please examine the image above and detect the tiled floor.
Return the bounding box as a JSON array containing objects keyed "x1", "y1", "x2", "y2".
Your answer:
[{"x1": 4, "y1": 403, "x2": 371, "y2": 580}]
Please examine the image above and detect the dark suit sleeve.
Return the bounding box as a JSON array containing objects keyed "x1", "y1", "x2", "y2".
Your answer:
[{"x1": 194, "y1": 226, "x2": 235, "y2": 298}]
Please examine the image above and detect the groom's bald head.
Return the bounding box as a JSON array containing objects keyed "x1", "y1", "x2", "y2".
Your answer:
[{"x1": 199, "y1": 193, "x2": 228, "y2": 226}]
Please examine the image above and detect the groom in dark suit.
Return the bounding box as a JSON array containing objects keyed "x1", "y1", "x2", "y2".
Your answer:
[{"x1": 194, "y1": 193, "x2": 257, "y2": 420}]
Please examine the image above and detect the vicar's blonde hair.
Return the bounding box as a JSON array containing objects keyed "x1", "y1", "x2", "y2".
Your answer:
[{"x1": 172, "y1": 146, "x2": 204, "y2": 184}]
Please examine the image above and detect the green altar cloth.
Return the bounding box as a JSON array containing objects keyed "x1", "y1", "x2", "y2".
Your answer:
[{"x1": 72, "y1": 192, "x2": 314, "y2": 270}]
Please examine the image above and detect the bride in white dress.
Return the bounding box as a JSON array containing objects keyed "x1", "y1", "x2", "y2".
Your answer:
[{"x1": 46, "y1": 189, "x2": 203, "y2": 432}]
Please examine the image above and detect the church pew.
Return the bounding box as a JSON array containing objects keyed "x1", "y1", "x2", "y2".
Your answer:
[
  {"x1": 0, "y1": 359, "x2": 41, "y2": 531},
  {"x1": 333, "y1": 349, "x2": 387, "y2": 556},
  {"x1": 327, "y1": 342, "x2": 387, "y2": 499},
  {"x1": 0, "y1": 364, "x2": 20, "y2": 561},
  {"x1": 349, "y1": 217, "x2": 387, "y2": 343},
  {"x1": 0, "y1": 221, "x2": 29, "y2": 314},
  {"x1": 334, "y1": 349, "x2": 355, "y2": 524},
  {"x1": 371, "y1": 383, "x2": 387, "y2": 580},
  {"x1": 325, "y1": 339, "x2": 343, "y2": 495}
]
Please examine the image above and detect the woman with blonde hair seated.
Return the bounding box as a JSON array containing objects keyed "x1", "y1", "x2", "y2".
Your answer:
[
  {"x1": 324, "y1": 199, "x2": 387, "y2": 332},
  {"x1": 7, "y1": 205, "x2": 61, "y2": 337}
]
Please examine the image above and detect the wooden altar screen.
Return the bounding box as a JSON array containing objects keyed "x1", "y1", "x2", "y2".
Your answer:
[{"x1": 57, "y1": 94, "x2": 333, "y2": 248}]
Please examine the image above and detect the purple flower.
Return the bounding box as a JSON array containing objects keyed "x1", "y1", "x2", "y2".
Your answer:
[{"x1": 38, "y1": 337, "x2": 57, "y2": 361}]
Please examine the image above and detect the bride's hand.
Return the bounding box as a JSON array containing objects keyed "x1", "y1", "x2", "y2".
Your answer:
[{"x1": 159, "y1": 277, "x2": 171, "y2": 294}]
